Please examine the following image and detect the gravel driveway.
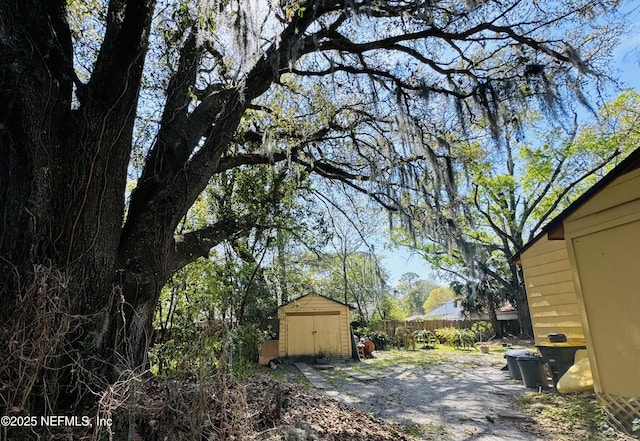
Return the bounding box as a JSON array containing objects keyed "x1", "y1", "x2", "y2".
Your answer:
[{"x1": 279, "y1": 349, "x2": 542, "y2": 440}]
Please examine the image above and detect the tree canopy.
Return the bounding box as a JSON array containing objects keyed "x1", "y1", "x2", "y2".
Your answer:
[{"x1": 423, "y1": 286, "x2": 457, "y2": 314}]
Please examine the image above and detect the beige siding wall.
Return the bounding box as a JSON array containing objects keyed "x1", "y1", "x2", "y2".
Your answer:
[
  {"x1": 277, "y1": 295, "x2": 352, "y2": 358},
  {"x1": 520, "y1": 237, "x2": 585, "y2": 345},
  {"x1": 564, "y1": 167, "x2": 640, "y2": 398},
  {"x1": 567, "y1": 168, "x2": 640, "y2": 222}
]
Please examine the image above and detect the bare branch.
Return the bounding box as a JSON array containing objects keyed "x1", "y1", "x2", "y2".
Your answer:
[{"x1": 526, "y1": 148, "x2": 620, "y2": 241}]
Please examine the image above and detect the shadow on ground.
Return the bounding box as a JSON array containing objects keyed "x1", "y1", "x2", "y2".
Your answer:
[{"x1": 276, "y1": 349, "x2": 543, "y2": 441}]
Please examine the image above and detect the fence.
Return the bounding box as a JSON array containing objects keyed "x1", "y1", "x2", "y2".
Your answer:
[{"x1": 371, "y1": 319, "x2": 483, "y2": 336}]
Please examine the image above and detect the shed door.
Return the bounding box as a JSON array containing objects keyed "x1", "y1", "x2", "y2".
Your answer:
[
  {"x1": 286, "y1": 313, "x2": 341, "y2": 357},
  {"x1": 314, "y1": 315, "x2": 341, "y2": 357},
  {"x1": 287, "y1": 315, "x2": 315, "y2": 356}
]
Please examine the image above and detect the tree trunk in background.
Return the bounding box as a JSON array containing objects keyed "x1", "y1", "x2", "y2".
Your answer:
[
  {"x1": 505, "y1": 263, "x2": 533, "y2": 337},
  {"x1": 514, "y1": 284, "x2": 533, "y2": 338},
  {"x1": 487, "y1": 300, "x2": 502, "y2": 339}
]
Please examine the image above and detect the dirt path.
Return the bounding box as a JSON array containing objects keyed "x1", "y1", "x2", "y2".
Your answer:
[{"x1": 281, "y1": 350, "x2": 542, "y2": 440}]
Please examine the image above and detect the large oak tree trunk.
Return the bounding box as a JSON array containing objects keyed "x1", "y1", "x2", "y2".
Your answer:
[{"x1": 0, "y1": 0, "x2": 158, "y2": 412}]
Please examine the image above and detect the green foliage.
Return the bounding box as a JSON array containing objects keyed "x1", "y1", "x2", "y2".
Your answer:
[
  {"x1": 393, "y1": 91, "x2": 640, "y2": 337},
  {"x1": 423, "y1": 287, "x2": 456, "y2": 314},
  {"x1": 233, "y1": 323, "x2": 268, "y2": 371},
  {"x1": 432, "y1": 323, "x2": 493, "y2": 348},
  {"x1": 150, "y1": 319, "x2": 231, "y2": 378},
  {"x1": 285, "y1": 248, "x2": 392, "y2": 323},
  {"x1": 66, "y1": 0, "x2": 106, "y2": 81},
  {"x1": 401, "y1": 421, "x2": 427, "y2": 438},
  {"x1": 452, "y1": 276, "x2": 507, "y2": 323},
  {"x1": 574, "y1": 90, "x2": 640, "y2": 163},
  {"x1": 150, "y1": 320, "x2": 268, "y2": 379},
  {"x1": 150, "y1": 254, "x2": 276, "y2": 377},
  {"x1": 353, "y1": 327, "x2": 394, "y2": 351},
  {"x1": 373, "y1": 295, "x2": 409, "y2": 321},
  {"x1": 471, "y1": 321, "x2": 493, "y2": 342},
  {"x1": 434, "y1": 328, "x2": 475, "y2": 348},
  {"x1": 395, "y1": 273, "x2": 438, "y2": 315}
]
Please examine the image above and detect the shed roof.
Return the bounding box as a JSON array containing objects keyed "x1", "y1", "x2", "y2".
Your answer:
[
  {"x1": 514, "y1": 147, "x2": 640, "y2": 263},
  {"x1": 278, "y1": 293, "x2": 355, "y2": 309}
]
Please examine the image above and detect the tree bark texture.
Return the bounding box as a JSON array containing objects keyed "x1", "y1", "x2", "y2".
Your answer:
[{"x1": 0, "y1": 1, "x2": 161, "y2": 407}]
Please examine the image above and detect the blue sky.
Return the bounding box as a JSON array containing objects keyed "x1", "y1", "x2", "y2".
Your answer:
[
  {"x1": 614, "y1": 5, "x2": 640, "y2": 90},
  {"x1": 382, "y1": 247, "x2": 441, "y2": 286}
]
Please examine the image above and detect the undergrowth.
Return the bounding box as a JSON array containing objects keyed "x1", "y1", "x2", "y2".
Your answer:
[
  {"x1": 515, "y1": 391, "x2": 634, "y2": 440},
  {"x1": 0, "y1": 266, "x2": 253, "y2": 440}
]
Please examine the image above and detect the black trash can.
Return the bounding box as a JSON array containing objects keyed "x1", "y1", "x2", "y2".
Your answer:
[
  {"x1": 536, "y1": 345, "x2": 586, "y2": 388},
  {"x1": 505, "y1": 349, "x2": 531, "y2": 380},
  {"x1": 517, "y1": 354, "x2": 548, "y2": 389}
]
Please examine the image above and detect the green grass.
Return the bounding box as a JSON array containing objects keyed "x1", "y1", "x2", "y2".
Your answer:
[
  {"x1": 363, "y1": 348, "x2": 452, "y2": 369},
  {"x1": 514, "y1": 391, "x2": 630, "y2": 440},
  {"x1": 363, "y1": 346, "x2": 507, "y2": 371},
  {"x1": 398, "y1": 419, "x2": 450, "y2": 438},
  {"x1": 401, "y1": 421, "x2": 427, "y2": 437}
]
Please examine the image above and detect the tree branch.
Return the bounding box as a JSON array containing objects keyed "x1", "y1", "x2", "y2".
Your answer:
[
  {"x1": 526, "y1": 148, "x2": 620, "y2": 241},
  {"x1": 290, "y1": 65, "x2": 469, "y2": 99},
  {"x1": 168, "y1": 216, "x2": 253, "y2": 274},
  {"x1": 87, "y1": 0, "x2": 155, "y2": 108},
  {"x1": 473, "y1": 184, "x2": 516, "y2": 246}
]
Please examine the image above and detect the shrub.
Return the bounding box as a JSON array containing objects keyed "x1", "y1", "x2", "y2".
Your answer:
[
  {"x1": 150, "y1": 320, "x2": 266, "y2": 378},
  {"x1": 471, "y1": 321, "x2": 494, "y2": 342},
  {"x1": 434, "y1": 327, "x2": 475, "y2": 348},
  {"x1": 353, "y1": 326, "x2": 394, "y2": 350},
  {"x1": 234, "y1": 323, "x2": 267, "y2": 368}
]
